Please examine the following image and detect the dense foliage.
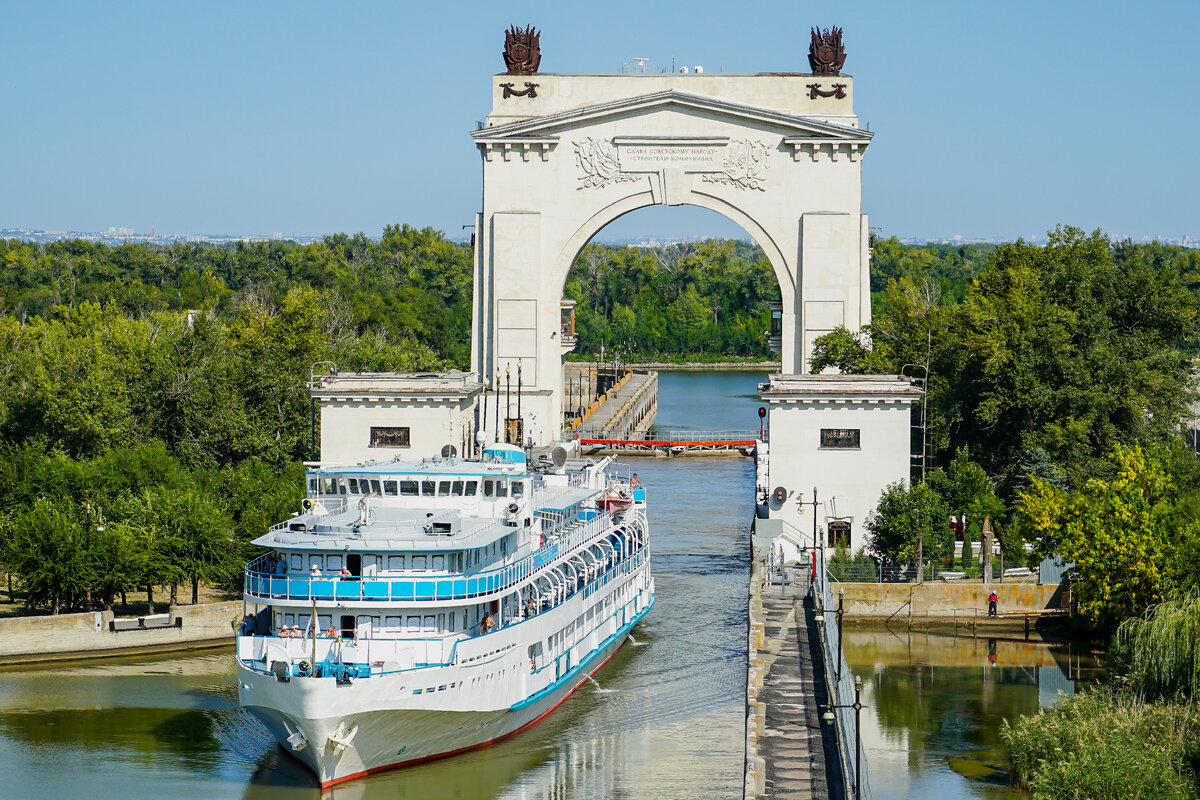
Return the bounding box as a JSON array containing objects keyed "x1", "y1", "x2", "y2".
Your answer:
[
  {"x1": 1002, "y1": 687, "x2": 1200, "y2": 800},
  {"x1": 564, "y1": 240, "x2": 780, "y2": 360},
  {"x1": 0, "y1": 227, "x2": 465, "y2": 614}
]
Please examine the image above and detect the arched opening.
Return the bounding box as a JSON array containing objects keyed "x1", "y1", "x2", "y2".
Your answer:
[{"x1": 558, "y1": 203, "x2": 785, "y2": 430}]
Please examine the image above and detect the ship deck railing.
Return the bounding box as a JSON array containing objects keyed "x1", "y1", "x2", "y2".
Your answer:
[
  {"x1": 239, "y1": 546, "x2": 648, "y2": 680},
  {"x1": 244, "y1": 509, "x2": 623, "y2": 605}
]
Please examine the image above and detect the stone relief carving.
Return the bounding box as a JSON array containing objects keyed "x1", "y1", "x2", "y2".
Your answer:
[
  {"x1": 806, "y1": 82, "x2": 847, "y2": 99},
  {"x1": 574, "y1": 138, "x2": 771, "y2": 191},
  {"x1": 808, "y1": 26, "x2": 847, "y2": 75},
  {"x1": 701, "y1": 139, "x2": 769, "y2": 191},
  {"x1": 573, "y1": 138, "x2": 640, "y2": 189},
  {"x1": 500, "y1": 81, "x2": 539, "y2": 99}
]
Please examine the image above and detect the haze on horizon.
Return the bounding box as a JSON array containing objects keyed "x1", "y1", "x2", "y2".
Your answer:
[{"x1": 2, "y1": 1, "x2": 1197, "y2": 243}]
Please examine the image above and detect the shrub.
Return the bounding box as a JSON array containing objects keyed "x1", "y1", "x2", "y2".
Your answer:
[{"x1": 1002, "y1": 687, "x2": 1200, "y2": 800}]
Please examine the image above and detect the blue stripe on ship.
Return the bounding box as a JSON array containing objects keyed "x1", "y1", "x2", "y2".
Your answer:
[{"x1": 508, "y1": 593, "x2": 655, "y2": 713}]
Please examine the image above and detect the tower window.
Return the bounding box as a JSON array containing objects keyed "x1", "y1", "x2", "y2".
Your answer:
[
  {"x1": 370, "y1": 427, "x2": 410, "y2": 448},
  {"x1": 820, "y1": 429, "x2": 860, "y2": 449}
]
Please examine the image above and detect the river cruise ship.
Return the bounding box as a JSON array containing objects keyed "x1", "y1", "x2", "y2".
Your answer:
[{"x1": 236, "y1": 442, "x2": 654, "y2": 787}]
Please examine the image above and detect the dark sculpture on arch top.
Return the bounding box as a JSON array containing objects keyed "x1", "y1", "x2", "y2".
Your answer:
[
  {"x1": 503, "y1": 25, "x2": 541, "y2": 75},
  {"x1": 808, "y1": 26, "x2": 846, "y2": 75}
]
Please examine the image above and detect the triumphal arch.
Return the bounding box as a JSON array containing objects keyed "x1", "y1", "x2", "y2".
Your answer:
[{"x1": 471, "y1": 27, "x2": 873, "y2": 446}]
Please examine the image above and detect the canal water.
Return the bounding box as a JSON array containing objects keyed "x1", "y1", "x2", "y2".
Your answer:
[
  {"x1": 845, "y1": 629, "x2": 1102, "y2": 800},
  {"x1": 0, "y1": 370, "x2": 1094, "y2": 799}
]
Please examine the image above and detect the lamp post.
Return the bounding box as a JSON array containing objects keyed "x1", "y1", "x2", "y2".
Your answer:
[
  {"x1": 796, "y1": 488, "x2": 821, "y2": 584},
  {"x1": 822, "y1": 674, "x2": 865, "y2": 800},
  {"x1": 812, "y1": 588, "x2": 847, "y2": 684}
]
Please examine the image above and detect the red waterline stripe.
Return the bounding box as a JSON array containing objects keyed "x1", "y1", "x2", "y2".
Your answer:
[{"x1": 318, "y1": 637, "x2": 628, "y2": 788}]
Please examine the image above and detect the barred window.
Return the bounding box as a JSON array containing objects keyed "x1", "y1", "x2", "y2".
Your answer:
[
  {"x1": 820, "y1": 428, "x2": 860, "y2": 449},
  {"x1": 370, "y1": 426, "x2": 410, "y2": 448}
]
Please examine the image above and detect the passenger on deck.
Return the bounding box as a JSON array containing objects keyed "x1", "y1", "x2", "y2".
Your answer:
[
  {"x1": 291, "y1": 625, "x2": 302, "y2": 637},
  {"x1": 310, "y1": 564, "x2": 322, "y2": 577},
  {"x1": 339, "y1": 566, "x2": 352, "y2": 578},
  {"x1": 479, "y1": 611, "x2": 496, "y2": 635},
  {"x1": 324, "y1": 624, "x2": 339, "y2": 638},
  {"x1": 525, "y1": 597, "x2": 536, "y2": 618},
  {"x1": 241, "y1": 615, "x2": 256, "y2": 636},
  {"x1": 630, "y1": 473, "x2": 642, "y2": 488},
  {"x1": 275, "y1": 558, "x2": 288, "y2": 576}
]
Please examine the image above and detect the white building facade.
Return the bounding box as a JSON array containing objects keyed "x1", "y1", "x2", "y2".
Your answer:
[
  {"x1": 312, "y1": 372, "x2": 483, "y2": 465},
  {"x1": 757, "y1": 375, "x2": 922, "y2": 559}
]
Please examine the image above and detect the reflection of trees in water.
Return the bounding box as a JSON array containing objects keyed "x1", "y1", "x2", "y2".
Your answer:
[
  {"x1": 0, "y1": 707, "x2": 223, "y2": 772},
  {"x1": 869, "y1": 661, "x2": 1042, "y2": 765}
]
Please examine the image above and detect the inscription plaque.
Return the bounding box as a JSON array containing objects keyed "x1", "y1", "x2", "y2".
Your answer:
[{"x1": 617, "y1": 144, "x2": 723, "y2": 171}]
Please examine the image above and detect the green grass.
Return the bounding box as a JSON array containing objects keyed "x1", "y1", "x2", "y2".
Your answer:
[{"x1": 1002, "y1": 688, "x2": 1200, "y2": 800}]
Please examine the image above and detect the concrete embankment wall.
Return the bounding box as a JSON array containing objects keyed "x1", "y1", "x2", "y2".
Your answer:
[
  {"x1": 0, "y1": 601, "x2": 241, "y2": 664},
  {"x1": 744, "y1": 556, "x2": 768, "y2": 798},
  {"x1": 838, "y1": 582, "x2": 1065, "y2": 618}
]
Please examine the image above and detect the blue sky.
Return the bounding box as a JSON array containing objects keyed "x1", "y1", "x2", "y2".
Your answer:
[{"x1": 2, "y1": 1, "x2": 1197, "y2": 242}]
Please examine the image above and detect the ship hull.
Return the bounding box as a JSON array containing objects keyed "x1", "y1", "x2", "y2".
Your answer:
[{"x1": 241, "y1": 597, "x2": 653, "y2": 787}]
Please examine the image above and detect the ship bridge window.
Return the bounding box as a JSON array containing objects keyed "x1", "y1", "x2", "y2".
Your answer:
[
  {"x1": 338, "y1": 479, "x2": 347, "y2": 495},
  {"x1": 388, "y1": 555, "x2": 404, "y2": 570},
  {"x1": 400, "y1": 480, "x2": 418, "y2": 496},
  {"x1": 451, "y1": 480, "x2": 464, "y2": 496},
  {"x1": 349, "y1": 478, "x2": 360, "y2": 494},
  {"x1": 512, "y1": 481, "x2": 525, "y2": 497},
  {"x1": 423, "y1": 615, "x2": 436, "y2": 632},
  {"x1": 320, "y1": 478, "x2": 336, "y2": 494},
  {"x1": 308, "y1": 478, "x2": 318, "y2": 493},
  {"x1": 465, "y1": 481, "x2": 478, "y2": 497},
  {"x1": 496, "y1": 481, "x2": 508, "y2": 498},
  {"x1": 406, "y1": 616, "x2": 420, "y2": 632},
  {"x1": 421, "y1": 480, "x2": 435, "y2": 496},
  {"x1": 384, "y1": 480, "x2": 398, "y2": 496},
  {"x1": 483, "y1": 480, "x2": 493, "y2": 498},
  {"x1": 412, "y1": 555, "x2": 427, "y2": 571},
  {"x1": 432, "y1": 555, "x2": 445, "y2": 571},
  {"x1": 385, "y1": 615, "x2": 401, "y2": 629},
  {"x1": 370, "y1": 479, "x2": 382, "y2": 495},
  {"x1": 438, "y1": 481, "x2": 451, "y2": 496}
]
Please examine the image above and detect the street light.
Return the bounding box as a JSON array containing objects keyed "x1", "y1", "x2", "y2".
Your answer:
[
  {"x1": 812, "y1": 587, "x2": 846, "y2": 683},
  {"x1": 823, "y1": 674, "x2": 866, "y2": 800}
]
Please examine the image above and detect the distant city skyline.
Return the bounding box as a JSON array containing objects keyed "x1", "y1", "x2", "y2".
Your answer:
[
  {"x1": 5, "y1": 225, "x2": 1196, "y2": 252},
  {"x1": 2, "y1": 1, "x2": 1197, "y2": 241}
]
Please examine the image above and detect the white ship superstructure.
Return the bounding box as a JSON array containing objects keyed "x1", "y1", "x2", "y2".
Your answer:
[{"x1": 236, "y1": 443, "x2": 653, "y2": 787}]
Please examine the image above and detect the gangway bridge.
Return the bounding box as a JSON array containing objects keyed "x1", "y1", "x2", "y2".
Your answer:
[{"x1": 575, "y1": 429, "x2": 759, "y2": 456}]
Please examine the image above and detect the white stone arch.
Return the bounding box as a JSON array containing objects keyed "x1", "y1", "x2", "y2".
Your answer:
[
  {"x1": 552, "y1": 189, "x2": 796, "y2": 301},
  {"x1": 471, "y1": 76, "x2": 873, "y2": 446}
]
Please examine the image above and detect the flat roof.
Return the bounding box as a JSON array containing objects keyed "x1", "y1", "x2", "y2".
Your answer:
[
  {"x1": 760, "y1": 373, "x2": 923, "y2": 398},
  {"x1": 311, "y1": 370, "x2": 482, "y2": 398}
]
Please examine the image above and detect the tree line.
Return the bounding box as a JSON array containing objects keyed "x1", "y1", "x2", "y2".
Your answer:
[{"x1": 0, "y1": 226, "x2": 463, "y2": 614}]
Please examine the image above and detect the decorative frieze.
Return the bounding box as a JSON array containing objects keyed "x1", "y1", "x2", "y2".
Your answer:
[{"x1": 573, "y1": 136, "x2": 770, "y2": 190}]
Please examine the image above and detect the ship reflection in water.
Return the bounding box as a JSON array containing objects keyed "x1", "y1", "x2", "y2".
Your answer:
[{"x1": 845, "y1": 628, "x2": 1104, "y2": 800}]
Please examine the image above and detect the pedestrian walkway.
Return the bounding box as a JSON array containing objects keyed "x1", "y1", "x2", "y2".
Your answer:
[{"x1": 758, "y1": 587, "x2": 844, "y2": 799}]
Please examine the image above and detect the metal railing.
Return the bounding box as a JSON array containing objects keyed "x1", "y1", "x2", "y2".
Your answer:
[
  {"x1": 244, "y1": 511, "x2": 622, "y2": 604},
  {"x1": 238, "y1": 545, "x2": 651, "y2": 679},
  {"x1": 828, "y1": 554, "x2": 1038, "y2": 584},
  {"x1": 813, "y1": 569, "x2": 871, "y2": 800}
]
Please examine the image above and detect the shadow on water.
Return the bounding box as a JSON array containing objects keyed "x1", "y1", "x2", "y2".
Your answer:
[{"x1": 844, "y1": 628, "x2": 1104, "y2": 800}]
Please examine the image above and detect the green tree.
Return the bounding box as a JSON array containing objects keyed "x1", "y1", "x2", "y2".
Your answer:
[
  {"x1": 1017, "y1": 445, "x2": 1189, "y2": 628},
  {"x1": 866, "y1": 481, "x2": 951, "y2": 562}
]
